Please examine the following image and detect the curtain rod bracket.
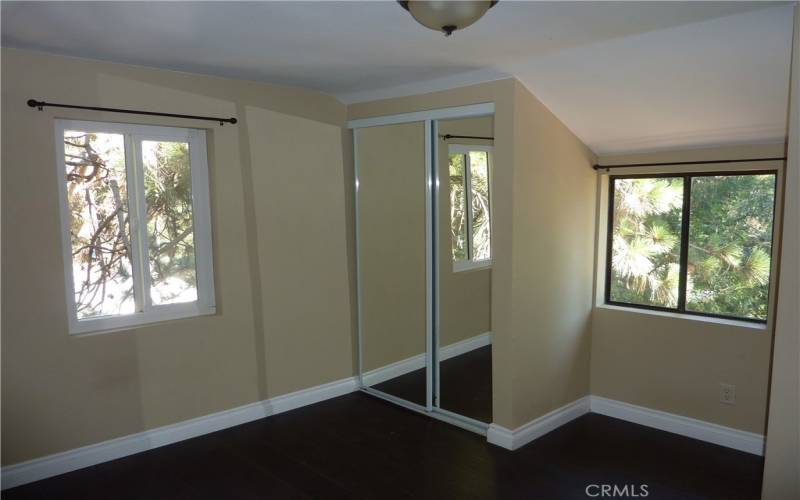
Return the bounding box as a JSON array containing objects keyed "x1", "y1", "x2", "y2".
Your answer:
[{"x1": 27, "y1": 99, "x2": 238, "y2": 125}]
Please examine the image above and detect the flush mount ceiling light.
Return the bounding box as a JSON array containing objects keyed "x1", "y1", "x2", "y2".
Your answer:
[{"x1": 397, "y1": 1, "x2": 498, "y2": 37}]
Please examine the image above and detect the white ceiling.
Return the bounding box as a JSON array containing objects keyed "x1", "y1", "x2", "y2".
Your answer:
[{"x1": 2, "y1": 1, "x2": 794, "y2": 154}]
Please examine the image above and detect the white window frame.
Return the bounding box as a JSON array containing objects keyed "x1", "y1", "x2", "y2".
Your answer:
[
  {"x1": 448, "y1": 144, "x2": 493, "y2": 273},
  {"x1": 55, "y1": 119, "x2": 216, "y2": 335}
]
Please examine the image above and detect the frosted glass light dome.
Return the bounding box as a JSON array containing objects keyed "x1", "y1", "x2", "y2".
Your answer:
[{"x1": 399, "y1": 1, "x2": 498, "y2": 36}]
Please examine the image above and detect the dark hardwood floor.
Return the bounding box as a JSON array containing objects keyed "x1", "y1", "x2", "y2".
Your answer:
[
  {"x1": 440, "y1": 346, "x2": 492, "y2": 422},
  {"x1": 3, "y1": 391, "x2": 763, "y2": 500},
  {"x1": 372, "y1": 345, "x2": 493, "y2": 422}
]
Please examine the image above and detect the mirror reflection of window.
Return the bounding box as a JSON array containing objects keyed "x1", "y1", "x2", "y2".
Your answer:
[
  {"x1": 448, "y1": 146, "x2": 492, "y2": 271},
  {"x1": 469, "y1": 151, "x2": 491, "y2": 261},
  {"x1": 449, "y1": 152, "x2": 468, "y2": 261}
]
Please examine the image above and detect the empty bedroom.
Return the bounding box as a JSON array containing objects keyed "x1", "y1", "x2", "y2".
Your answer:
[{"x1": 1, "y1": 1, "x2": 798, "y2": 499}]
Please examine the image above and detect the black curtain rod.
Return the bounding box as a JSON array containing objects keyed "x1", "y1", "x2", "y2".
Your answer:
[
  {"x1": 593, "y1": 157, "x2": 786, "y2": 171},
  {"x1": 440, "y1": 134, "x2": 494, "y2": 141},
  {"x1": 27, "y1": 99, "x2": 238, "y2": 125}
]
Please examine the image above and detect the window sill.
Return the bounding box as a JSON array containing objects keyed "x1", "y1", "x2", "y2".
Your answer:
[
  {"x1": 453, "y1": 260, "x2": 492, "y2": 273},
  {"x1": 69, "y1": 303, "x2": 216, "y2": 336},
  {"x1": 595, "y1": 304, "x2": 767, "y2": 330}
]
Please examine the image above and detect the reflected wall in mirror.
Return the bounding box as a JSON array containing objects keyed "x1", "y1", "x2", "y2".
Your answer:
[
  {"x1": 437, "y1": 116, "x2": 494, "y2": 423},
  {"x1": 357, "y1": 122, "x2": 428, "y2": 407}
]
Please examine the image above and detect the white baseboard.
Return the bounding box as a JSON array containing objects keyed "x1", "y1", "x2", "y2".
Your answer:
[
  {"x1": 362, "y1": 353, "x2": 425, "y2": 386},
  {"x1": 1, "y1": 376, "x2": 359, "y2": 490},
  {"x1": 441, "y1": 331, "x2": 491, "y2": 361},
  {"x1": 362, "y1": 331, "x2": 491, "y2": 386},
  {"x1": 487, "y1": 396, "x2": 591, "y2": 450},
  {"x1": 589, "y1": 396, "x2": 765, "y2": 456},
  {"x1": 486, "y1": 395, "x2": 764, "y2": 455},
  {"x1": 3, "y1": 332, "x2": 492, "y2": 489}
]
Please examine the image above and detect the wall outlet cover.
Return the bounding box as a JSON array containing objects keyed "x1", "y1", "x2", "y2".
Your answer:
[{"x1": 720, "y1": 383, "x2": 736, "y2": 405}]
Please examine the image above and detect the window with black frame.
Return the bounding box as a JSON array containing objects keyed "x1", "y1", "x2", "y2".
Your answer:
[{"x1": 606, "y1": 171, "x2": 778, "y2": 322}]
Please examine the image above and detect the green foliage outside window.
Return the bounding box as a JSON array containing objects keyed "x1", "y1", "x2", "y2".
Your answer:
[
  {"x1": 686, "y1": 175, "x2": 775, "y2": 319},
  {"x1": 65, "y1": 132, "x2": 197, "y2": 317},
  {"x1": 142, "y1": 141, "x2": 197, "y2": 305},
  {"x1": 610, "y1": 177, "x2": 683, "y2": 308},
  {"x1": 609, "y1": 173, "x2": 776, "y2": 321},
  {"x1": 65, "y1": 131, "x2": 135, "y2": 318}
]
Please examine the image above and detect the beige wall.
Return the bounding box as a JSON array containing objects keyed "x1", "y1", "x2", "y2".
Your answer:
[
  {"x1": 245, "y1": 107, "x2": 355, "y2": 396},
  {"x1": 590, "y1": 143, "x2": 785, "y2": 435},
  {"x1": 763, "y1": 4, "x2": 800, "y2": 498},
  {"x1": 1, "y1": 48, "x2": 355, "y2": 465},
  {"x1": 507, "y1": 81, "x2": 597, "y2": 427},
  {"x1": 2, "y1": 57, "x2": 594, "y2": 462},
  {"x1": 438, "y1": 116, "x2": 493, "y2": 347},
  {"x1": 356, "y1": 122, "x2": 427, "y2": 372}
]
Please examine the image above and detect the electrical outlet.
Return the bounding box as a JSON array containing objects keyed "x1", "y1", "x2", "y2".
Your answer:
[{"x1": 720, "y1": 384, "x2": 736, "y2": 405}]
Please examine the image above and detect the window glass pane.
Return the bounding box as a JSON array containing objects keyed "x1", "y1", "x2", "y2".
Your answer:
[
  {"x1": 610, "y1": 177, "x2": 684, "y2": 308},
  {"x1": 142, "y1": 140, "x2": 198, "y2": 305},
  {"x1": 64, "y1": 130, "x2": 135, "y2": 318},
  {"x1": 686, "y1": 174, "x2": 775, "y2": 320},
  {"x1": 469, "y1": 151, "x2": 491, "y2": 261},
  {"x1": 449, "y1": 153, "x2": 467, "y2": 261}
]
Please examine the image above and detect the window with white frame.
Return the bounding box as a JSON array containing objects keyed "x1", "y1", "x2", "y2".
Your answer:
[
  {"x1": 56, "y1": 120, "x2": 215, "y2": 334},
  {"x1": 448, "y1": 145, "x2": 492, "y2": 272}
]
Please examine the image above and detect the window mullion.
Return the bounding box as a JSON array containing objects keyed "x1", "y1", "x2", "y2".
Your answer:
[
  {"x1": 121, "y1": 134, "x2": 145, "y2": 314},
  {"x1": 464, "y1": 153, "x2": 473, "y2": 261},
  {"x1": 187, "y1": 131, "x2": 213, "y2": 310},
  {"x1": 676, "y1": 175, "x2": 692, "y2": 312},
  {"x1": 604, "y1": 177, "x2": 616, "y2": 304},
  {"x1": 130, "y1": 136, "x2": 153, "y2": 312}
]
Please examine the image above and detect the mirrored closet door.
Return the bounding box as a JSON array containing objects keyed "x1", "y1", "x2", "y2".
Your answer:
[
  {"x1": 435, "y1": 116, "x2": 493, "y2": 425},
  {"x1": 353, "y1": 104, "x2": 494, "y2": 433},
  {"x1": 356, "y1": 121, "x2": 430, "y2": 409}
]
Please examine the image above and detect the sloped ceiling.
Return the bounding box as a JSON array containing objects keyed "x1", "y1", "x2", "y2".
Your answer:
[{"x1": 2, "y1": 1, "x2": 794, "y2": 154}]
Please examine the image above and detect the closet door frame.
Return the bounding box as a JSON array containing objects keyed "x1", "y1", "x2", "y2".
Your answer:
[{"x1": 349, "y1": 103, "x2": 494, "y2": 435}]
